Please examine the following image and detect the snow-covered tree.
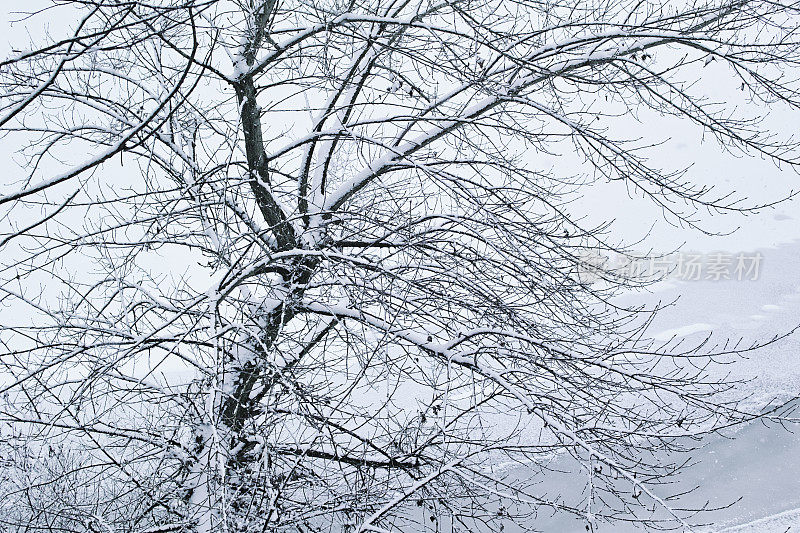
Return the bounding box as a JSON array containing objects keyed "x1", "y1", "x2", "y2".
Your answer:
[{"x1": 1, "y1": 1, "x2": 799, "y2": 531}]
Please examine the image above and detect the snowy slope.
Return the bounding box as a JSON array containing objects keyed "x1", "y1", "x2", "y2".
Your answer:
[{"x1": 711, "y1": 508, "x2": 800, "y2": 532}]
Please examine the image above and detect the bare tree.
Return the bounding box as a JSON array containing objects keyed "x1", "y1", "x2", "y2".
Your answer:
[{"x1": 1, "y1": 0, "x2": 799, "y2": 531}]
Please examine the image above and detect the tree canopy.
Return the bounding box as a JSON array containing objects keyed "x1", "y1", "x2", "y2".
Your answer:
[{"x1": 1, "y1": 1, "x2": 800, "y2": 531}]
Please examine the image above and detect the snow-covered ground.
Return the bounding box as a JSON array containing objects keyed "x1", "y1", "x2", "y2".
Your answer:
[
  {"x1": 647, "y1": 240, "x2": 800, "y2": 532},
  {"x1": 509, "y1": 238, "x2": 800, "y2": 532},
  {"x1": 641, "y1": 238, "x2": 800, "y2": 411},
  {"x1": 710, "y1": 508, "x2": 800, "y2": 532},
  {"x1": 504, "y1": 396, "x2": 800, "y2": 532}
]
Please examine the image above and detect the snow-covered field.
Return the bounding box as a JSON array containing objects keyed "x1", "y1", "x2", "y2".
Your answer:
[
  {"x1": 652, "y1": 242, "x2": 800, "y2": 533},
  {"x1": 520, "y1": 238, "x2": 800, "y2": 532},
  {"x1": 641, "y1": 239, "x2": 800, "y2": 412},
  {"x1": 710, "y1": 508, "x2": 800, "y2": 532}
]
